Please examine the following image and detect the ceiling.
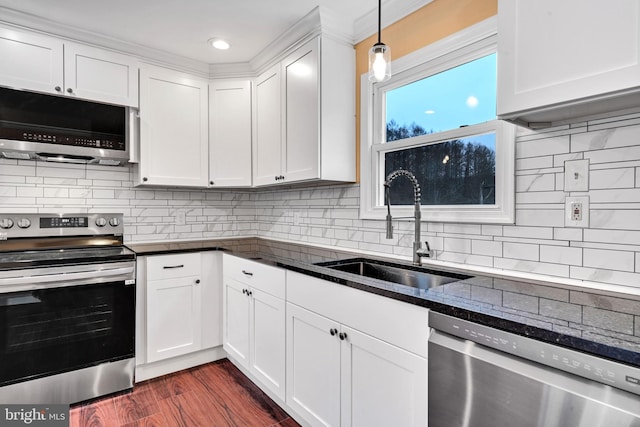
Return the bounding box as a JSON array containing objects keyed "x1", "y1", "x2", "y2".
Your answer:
[{"x1": 0, "y1": 0, "x2": 384, "y2": 65}]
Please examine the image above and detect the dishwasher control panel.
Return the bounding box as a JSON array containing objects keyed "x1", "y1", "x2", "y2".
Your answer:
[{"x1": 429, "y1": 311, "x2": 640, "y2": 397}]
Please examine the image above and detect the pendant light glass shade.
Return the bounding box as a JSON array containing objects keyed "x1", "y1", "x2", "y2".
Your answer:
[
  {"x1": 368, "y1": 42, "x2": 391, "y2": 82},
  {"x1": 368, "y1": 0, "x2": 391, "y2": 82}
]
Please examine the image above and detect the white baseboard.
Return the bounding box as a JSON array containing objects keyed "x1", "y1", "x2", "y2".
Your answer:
[{"x1": 135, "y1": 346, "x2": 226, "y2": 382}]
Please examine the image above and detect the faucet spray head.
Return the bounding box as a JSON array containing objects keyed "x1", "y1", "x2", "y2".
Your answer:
[{"x1": 384, "y1": 183, "x2": 393, "y2": 239}]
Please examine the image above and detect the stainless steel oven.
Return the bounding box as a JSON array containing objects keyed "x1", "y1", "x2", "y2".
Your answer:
[{"x1": 0, "y1": 213, "x2": 135, "y2": 404}]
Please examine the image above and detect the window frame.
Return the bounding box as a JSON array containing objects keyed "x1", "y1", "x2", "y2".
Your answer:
[{"x1": 359, "y1": 17, "x2": 516, "y2": 224}]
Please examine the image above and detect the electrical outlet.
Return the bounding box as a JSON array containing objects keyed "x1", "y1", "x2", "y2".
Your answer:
[
  {"x1": 565, "y1": 196, "x2": 589, "y2": 227},
  {"x1": 571, "y1": 202, "x2": 582, "y2": 221},
  {"x1": 564, "y1": 159, "x2": 589, "y2": 192}
]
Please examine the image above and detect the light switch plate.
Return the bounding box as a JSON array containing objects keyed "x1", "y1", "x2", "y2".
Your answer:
[
  {"x1": 565, "y1": 196, "x2": 589, "y2": 227},
  {"x1": 564, "y1": 159, "x2": 589, "y2": 192}
]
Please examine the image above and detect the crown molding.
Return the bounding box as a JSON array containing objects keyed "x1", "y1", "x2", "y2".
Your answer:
[
  {"x1": 209, "y1": 62, "x2": 255, "y2": 79},
  {"x1": 248, "y1": 6, "x2": 354, "y2": 76},
  {"x1": 353, "y1": 0, "x2": 433, "y2": 44},
  {"x1": 0, "y1": 2, "x2": 429, "y2": 79},
  {"x1": 0, "y1": 6, "x2": 210, "y2": 76}
]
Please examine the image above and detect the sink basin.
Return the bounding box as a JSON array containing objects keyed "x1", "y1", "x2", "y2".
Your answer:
[{"x1": 316, "y1": 258, "x2": 472, "y2": 290}]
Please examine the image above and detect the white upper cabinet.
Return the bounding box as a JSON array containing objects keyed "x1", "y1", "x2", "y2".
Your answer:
[
  {"x1": 0, "y1": 24, "x2": 138, "y2": 107},
  {"x1": 253, "y1": 35, "x2": 355, "y2": 186},
  {"x1": 0, "y1": 25, "x2": 63, "y2": 95},
  {"x1": 253, "y1": 65, "x2": 283, "y2": 186},
  {"x1": 209, "y1": 79, "x2": 252, "y2": 187},
  {"x1": 63, "y1": 42, "x2": 139, "y2": 107},
  {"x1": 137, "y1": 64, "x2": 209, "y2": 187},
  {"x1": 497, "y1": 0, "x2": 640, "y2": 127},
  {"x1": 282, "y1": 38, "x2": 320, "y2": 182}
]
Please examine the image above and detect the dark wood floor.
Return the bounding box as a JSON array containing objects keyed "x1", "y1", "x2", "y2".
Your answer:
[{"x1": 70, "y1": 359, "x2": 301, "y2": 427}]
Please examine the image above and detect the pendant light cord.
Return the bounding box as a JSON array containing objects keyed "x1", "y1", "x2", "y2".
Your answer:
[{"x1": 377, "y1": 0, "x2": 382, "y2": 44}]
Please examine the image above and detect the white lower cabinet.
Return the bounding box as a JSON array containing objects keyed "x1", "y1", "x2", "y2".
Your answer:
[
  {"x1": 286, "y1": 303, "x2": 427, "y2": 427},
  {"x1": 223, "y1": 254, "x2": 286, "y2": 401},
  {"x1": 287, "y1": 303, "x2": 342, "y2": 426},
  {"x1": 147, "y1": 274, "x2": 202, "y2": 362},
  {"x1": 135, "y1": 251, "x2": 224, "y2": 381},
  {"x1": 286, "y1": 271, "x2": 428, "y2": 427},
  {"x1": 221, "y1": 263, "x2": 428, "y2": 427},
  {"x1": 344, "y1": 325, "x2": 427, "y2": 427}
]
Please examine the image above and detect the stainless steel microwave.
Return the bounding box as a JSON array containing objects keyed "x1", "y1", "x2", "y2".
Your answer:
[{"x1": 0, "y1": 86, "x2": 130, "y2": 165}]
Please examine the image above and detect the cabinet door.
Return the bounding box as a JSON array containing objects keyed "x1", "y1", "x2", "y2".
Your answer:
[
  {"x1": 64, "y1": 42, "x2": 139, "y2": 107},
  {"x1": 209, "y1": 80, "x2": 252, "y2": 187},
  {"x1": 498, "y1": 0, "x2": 640, "y2": 122},
  {"x1": 139, "y1": 65, "x2": 209, "y2": 187},
  {"x1": 341, "y1": 326, "x2": 427, "y2": 427},
  {"x1": 286, "y1": 303, "x2": 341, "y2": 427},
  {"x1": 0, "y1": 25, "x2": 63, "y2": 94},
  {"x1": 147, "y1": 276, "x2": 202, "y2": 363},
  {"x1": 223, "y1": 277, "x2": 251, "y2": 368},
  {"x1": 253, "y1": 65, "x2": 282, "y2": 186},
  {"x1": 282, "y1": 38, "x2": 320, "y2": 183},
  {"x1": 250, "y1": 288, "x2": 285, "y2": 401}
]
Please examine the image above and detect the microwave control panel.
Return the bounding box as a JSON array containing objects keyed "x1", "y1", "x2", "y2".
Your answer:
[{"x1": 0, "y1": 127, "x2": 125, "y2": 151}]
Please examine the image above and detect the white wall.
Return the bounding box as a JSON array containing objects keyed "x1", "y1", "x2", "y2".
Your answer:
[{"x1": 1, "y1": 111, "x2": 640, "y2": 291}]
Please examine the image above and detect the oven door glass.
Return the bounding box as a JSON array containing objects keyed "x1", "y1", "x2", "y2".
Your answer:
[{"x1": 0, "y1": 281, "x2": 135, "y2": 387}]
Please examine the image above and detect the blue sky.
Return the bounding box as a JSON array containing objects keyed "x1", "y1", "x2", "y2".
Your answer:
[{"x1": 386, "y1": 53, "x2": 497, "y2": 136}]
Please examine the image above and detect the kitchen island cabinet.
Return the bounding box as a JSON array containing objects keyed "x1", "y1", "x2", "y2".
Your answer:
[
  {"x1": 0, "y1": 23, "x2": 138, "y2": 107},
  {"x1": 497, "y1": 0, "x2": 640, "y2": 127}
]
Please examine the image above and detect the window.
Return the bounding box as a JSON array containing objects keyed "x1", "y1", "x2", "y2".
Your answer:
[{"x1": 360, "y1": 18, "x2": 515, "y2": 223}]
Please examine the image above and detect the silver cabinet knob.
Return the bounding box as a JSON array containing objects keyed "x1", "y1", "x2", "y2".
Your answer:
[
  {"x1": 66, "y1": 88, "x2": 74, "y2": 94},
  {"x1": 54, "y1": 86, "x2": 62, "y2": 92}
]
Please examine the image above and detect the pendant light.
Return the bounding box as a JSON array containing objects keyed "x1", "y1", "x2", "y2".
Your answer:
[{"x1": 368, "y1": 0, "x2": 391, "y2": 82}]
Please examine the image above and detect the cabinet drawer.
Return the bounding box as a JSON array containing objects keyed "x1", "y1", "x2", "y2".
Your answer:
[
  {"x1": 287, "y1": 270, "x2": 428, "y2": 358},
  {"x1": 223, "y1": 254, "x2": 285, "y2": 299},
  {"x1": 147, "y1": 253, "x2": 201, "y2": 280}
]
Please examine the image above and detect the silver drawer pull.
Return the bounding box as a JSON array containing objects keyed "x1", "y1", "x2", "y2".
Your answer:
[
  {"x1": 163, "y1": 264, "x2": 184, "y2": 269},
  {"x1": 242, "y1": 270, "x2": 253, "y2": 276}
]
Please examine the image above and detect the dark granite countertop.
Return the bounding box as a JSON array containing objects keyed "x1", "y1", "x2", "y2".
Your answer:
[{"x1": 127, "y1": 237, "x2": 640, "y2": 368}]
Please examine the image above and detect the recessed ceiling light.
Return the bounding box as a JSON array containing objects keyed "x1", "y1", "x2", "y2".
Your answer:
[
  {"x1": 208, "y1": 38, "x2": 230, "y2": 50},
  {"x1": 424, "y1": 110, "x2": 435, "y2": 115}
]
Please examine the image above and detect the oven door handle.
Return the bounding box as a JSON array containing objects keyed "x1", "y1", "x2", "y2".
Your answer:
[{"x1": 0, "y1": 265, "x2": 135, "y2": 293}]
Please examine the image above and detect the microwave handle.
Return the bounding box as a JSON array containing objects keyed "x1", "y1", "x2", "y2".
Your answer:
[{"x1": 128, "y1": 108, "x2": 140, "y2": 164}]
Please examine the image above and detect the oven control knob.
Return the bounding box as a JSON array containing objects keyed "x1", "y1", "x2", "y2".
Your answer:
[
  {"x1": 95, "y1": 217, "x2": 107, "y2": 227},
  {"x1": 16, "y1": 218, "x2": 31, "y2": 229},
  {"x1": 109, "y1": 217, "x2": 120, "y2": 227},
  {"x1": 0, "y1": 218, "x2": 14, "y2": 229}
]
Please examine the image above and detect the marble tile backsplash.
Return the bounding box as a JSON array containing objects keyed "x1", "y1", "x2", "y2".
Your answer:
[{"x1": 2, "y1": 112, "x2": 640, "y2": 290}]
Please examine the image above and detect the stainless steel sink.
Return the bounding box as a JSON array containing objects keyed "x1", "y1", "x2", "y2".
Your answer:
[{"x1": 316, "y1": 258, "x2": 471, "y2": 290}]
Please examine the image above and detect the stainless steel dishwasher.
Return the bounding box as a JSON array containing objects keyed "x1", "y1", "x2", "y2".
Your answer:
[{"x1": 428, "y1": 311, "x2": 640, "y2": 427}]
